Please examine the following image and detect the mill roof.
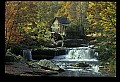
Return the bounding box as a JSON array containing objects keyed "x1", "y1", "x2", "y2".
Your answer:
[{"x1": 53, "y1": 17, "x2": 70, "y2": 24}]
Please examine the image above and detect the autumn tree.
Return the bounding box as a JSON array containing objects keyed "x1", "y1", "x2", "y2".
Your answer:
[
  {"x1": 5, "y1": 1, "x2": 24, "y2": 50},
  {"x1": 9, "y1": 1, "x2": 53, "y2": 47},
  {"x1": 87, "y1": 1, "x2": 116, "y2": 60}
]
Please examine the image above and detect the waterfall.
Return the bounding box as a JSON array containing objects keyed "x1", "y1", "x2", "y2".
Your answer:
[
  {"x1": 92, "y1": 65, "x2": 99, "y2": 73},
  {"x1": 66, "y1": 47, "x2": 91, "y2": 59},
  {"x1": 51, "y1": 46, "x2": 100, "y2": 76},
  {"x1": 52, "y1": 47, "x2": 98, "y2": 62},
  {"x1": 23, "y1": 49, "x2": 33, "y2": 61}
]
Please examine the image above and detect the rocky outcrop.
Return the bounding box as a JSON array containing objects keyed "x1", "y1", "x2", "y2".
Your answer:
[
  {"x1": 38, "y1": 59, "x2": 64, "y2": 72},
  {"x1": 5, "y1": 62, "x2": 58, "y2": 76},
  {"x1": 32, "y1": 48, "x2": 66, "y2": 60}
]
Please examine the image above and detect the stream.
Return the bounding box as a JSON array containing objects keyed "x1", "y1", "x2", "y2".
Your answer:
[
  {"x1": 50, "y1": 47, "x2": 116, "y2": 77},
  {"x1": 22, "y1": 46, "x2": 116, "y2": 77}
]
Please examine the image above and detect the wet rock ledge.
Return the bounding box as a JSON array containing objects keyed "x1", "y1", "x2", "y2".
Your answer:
[{"x1": 5, "y1": 54, "x2": 64, "y2": 76}]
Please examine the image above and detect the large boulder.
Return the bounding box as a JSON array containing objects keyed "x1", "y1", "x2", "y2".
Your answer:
[{"x1": 38, "y1": 59, "x2": 64, "y2": 72}]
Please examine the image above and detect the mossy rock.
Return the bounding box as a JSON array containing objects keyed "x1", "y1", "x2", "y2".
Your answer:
[
  {"x1": 38, "y1": 59, "x2": 64, "y2": 72},
  {"x1": 5, "y1": 55, "x2": 16, "y2": 62}
]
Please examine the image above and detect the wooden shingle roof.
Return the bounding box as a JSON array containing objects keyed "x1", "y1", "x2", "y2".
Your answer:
[{"x1": 53, "y1": 17, "x2": 70, "y2": 24}]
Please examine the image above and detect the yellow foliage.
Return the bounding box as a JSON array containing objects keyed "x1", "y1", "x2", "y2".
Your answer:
[{"x1": 88, "y1": 2, "x2": 95, "y2": 8}]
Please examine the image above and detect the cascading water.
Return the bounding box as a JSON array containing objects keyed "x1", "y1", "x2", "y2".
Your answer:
[
  {"x1": 51, "y1": 46, "x2": 101, "y2": 77},
  {"x1": 52, "y1": 47, "x2": 98, "y2": 62},
  {"x1": 66, "y1": 47, "x2": 91, "y2": 59},
  {"x1": 23, "y1": 49, "x2": 33, "y2": 61}
]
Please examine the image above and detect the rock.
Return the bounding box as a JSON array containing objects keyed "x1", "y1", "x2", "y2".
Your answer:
[
  {"x1": 5, "y1": 62, "x2": 58, "y2": 76},
  {"x1": 5, "y1": 55, "x2": 16, "y2": 62},
  {"x1": 56, "y1": 40, "x2": 63, "y2": 47},
  {"x1": 38, "y1": 59, "x2": 64, "y2": 72},
  {"x1": 71, "y1": 62, "x2": 91, "y2": 67},
  {"x1": 5, "y1": 48, "x2": 16, "y2": 62}
]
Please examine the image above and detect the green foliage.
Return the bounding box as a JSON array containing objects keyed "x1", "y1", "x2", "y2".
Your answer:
[
  {"x1": 66, "y1": 22, "x2": 79, "y2": 32},
  {"x1": 5, "y1": 48, "x2": 18, "y2": 62},
  {"x1": 87, "y1": 1, "x2": 116, "y2": 61},
  {"x1": 5, "y1": 48, "x2": 13, "y2": 56},
  {"x1": 100, "y1": 57, "x2": 116, "y2": 74},
  {"x1": 107, "y1": 60, "x2": 116, "y2": 73}
]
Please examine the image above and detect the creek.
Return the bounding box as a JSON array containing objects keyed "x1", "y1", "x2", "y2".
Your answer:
[
  {"x1": 22, "y1": 46, "x2": 116, "y2": 77},
  {"x1": 50, "y1": 46, "x2": 115, "y2": 77}
]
